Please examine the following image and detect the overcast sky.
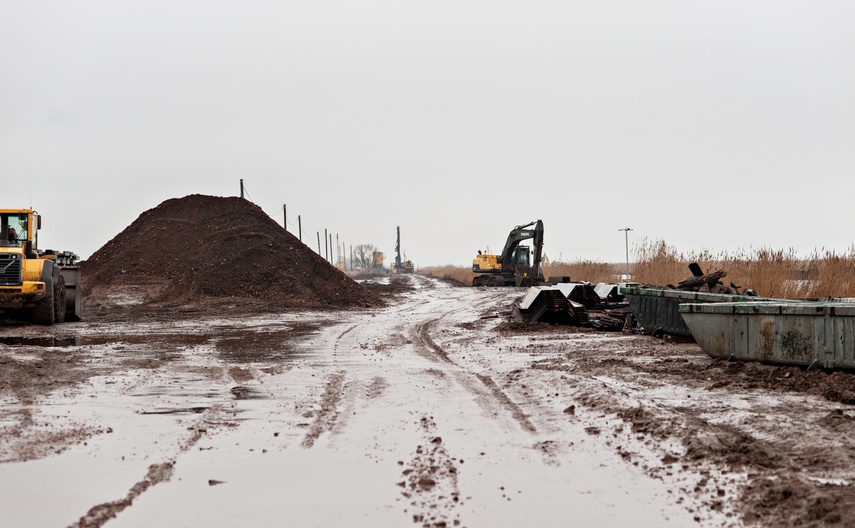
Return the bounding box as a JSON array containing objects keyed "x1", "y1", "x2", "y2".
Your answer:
[{"x1": 2, "y1": 1, "x2": 854, "y2": 267}]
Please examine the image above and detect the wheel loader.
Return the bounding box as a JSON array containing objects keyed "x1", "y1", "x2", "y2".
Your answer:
[
  {"x1": 472, "y1": 220, "x2": 544, "y2": 287},
  {"x1": 0, "y1": 209, "x2": 82, "y2": 324}
]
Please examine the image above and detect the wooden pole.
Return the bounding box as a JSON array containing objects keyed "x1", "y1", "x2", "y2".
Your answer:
[
  {"x1": 240, "y1": 179, "x2": 244, "y2": 199},
  {"x1": 283, "y1": 204, "x2": 287, "y2": 231},
  {"x1": 298, "y1": 215, "x2": 302, "y2": 242}
]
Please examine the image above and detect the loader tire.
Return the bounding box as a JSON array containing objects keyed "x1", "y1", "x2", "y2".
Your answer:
[
  {"x1": 31, "y1": 279, "x2": 55, "y2": 326},
  {"x1": 53, "y1": 274, "x2": 66, "y2": 324}
]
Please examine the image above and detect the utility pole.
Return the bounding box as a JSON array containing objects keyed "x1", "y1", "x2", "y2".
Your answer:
[{"x1": 619, "y1": 227, "x2": 633, "y2": 280}]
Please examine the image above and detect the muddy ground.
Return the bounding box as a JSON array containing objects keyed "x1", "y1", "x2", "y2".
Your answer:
[{"x1": 2, "y1": 275, "x2": 855, "y2": 527}]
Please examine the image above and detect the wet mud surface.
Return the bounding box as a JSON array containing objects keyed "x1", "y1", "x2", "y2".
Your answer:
[{"x1": 2, "y1": 275, "x2": 855, "y2": 527}]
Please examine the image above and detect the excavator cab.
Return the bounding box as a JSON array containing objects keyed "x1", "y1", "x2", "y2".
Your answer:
[{"x1": 512, "y1": 246, "x2": 531, "y2": 267}]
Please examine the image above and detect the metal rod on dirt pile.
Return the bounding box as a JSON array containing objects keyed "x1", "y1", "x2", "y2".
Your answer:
[
  {"x1": 619, "y1": 227, "x2": 633, "y2": 279},
  {"x1": 324, "y1": 229, "x2": 328, "y2": 261},
  {"x1": 317, "y1": 232, "x2": 321, "y2": 255},
  {"x1": 240, "y1": 179, "x2": 244, "y2": 199},
  {"x1": 283, "y1": 204, "x2": 287, "y2": 231},
  {"x1": 298, "y1": 215, "x2": 302, "y2": 242},
  {"x1": 329, "y1": 233, "x2": 333, "y2": 264}
]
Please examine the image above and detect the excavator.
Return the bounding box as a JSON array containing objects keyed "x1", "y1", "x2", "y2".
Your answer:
[
  {"x1": 0, "y1": 208, "x2": 82, "y2": 324},
  {"x1": 472, "y1": 220, "x2": 544, "y2": 287}
]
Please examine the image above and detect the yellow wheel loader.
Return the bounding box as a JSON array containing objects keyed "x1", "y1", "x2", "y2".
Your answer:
[{"x1": 0, "y1": 209, "x2": 82, "y2": 324}]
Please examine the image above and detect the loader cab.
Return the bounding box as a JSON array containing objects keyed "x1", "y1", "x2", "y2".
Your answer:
[
  {"x1": 0, "y1": 212, "x2": 29, "y2": 248},
  {"x1": 0, "y1": 210, "x2": 39, "y2": 258}
]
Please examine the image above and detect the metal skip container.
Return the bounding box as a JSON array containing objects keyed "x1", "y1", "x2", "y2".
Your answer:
[
  {"x1": 679, "y1": 302, "x2": 855, "y2": 369},
  {"x1": 620, "y1": 285, "x2": 757, "y2": 338}
]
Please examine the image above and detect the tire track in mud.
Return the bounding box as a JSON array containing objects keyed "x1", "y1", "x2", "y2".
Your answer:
[
  {"x1": 475, "y1": 374, "x2": 538, "y2": 434},
  {"x1": 398, "y1": 416, "x2": 462, "y2": 528},
  {"x1": 68, "y1": 405, "x2": 231, "y2": 528},
  {"x1": 413, "y1": 317, "x2": 454, "y2": 364},
  {"x1": 302, "y1": 372, "x2": 346, "y2": 449},
  {"x1": 336, "y1": 324, "x2": 358, "y2": 340},
  {"x1": 69, "y1": 461, "x2": 175, "y2": 528},
  {"x1": 413, "y1": 312, "x2": 543, "y2": 441}
]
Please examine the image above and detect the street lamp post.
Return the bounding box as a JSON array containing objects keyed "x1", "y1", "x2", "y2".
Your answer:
[{"x1": 618, "y1": 227, "x2": 633, "y2": 280}]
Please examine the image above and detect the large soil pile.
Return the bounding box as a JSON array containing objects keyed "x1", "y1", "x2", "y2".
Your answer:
[{"x1": 81, "y1": 195, "x2": 380, "y2": 313}]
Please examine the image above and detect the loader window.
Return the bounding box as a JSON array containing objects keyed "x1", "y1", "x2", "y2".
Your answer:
[{"x1": 0, "y1": 214, "x2": 26, "y2": 247}]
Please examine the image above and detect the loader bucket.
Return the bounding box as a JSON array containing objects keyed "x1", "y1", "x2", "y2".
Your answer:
[{"x1": 60, "y1": 266, "x2": 82, "y2": 321}]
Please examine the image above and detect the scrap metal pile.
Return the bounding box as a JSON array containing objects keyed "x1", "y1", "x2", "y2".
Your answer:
[
  {"x1": 668, "y1": 262, "x2": 756, "y2": 296},
  {"x1": 512, "y1": 282, "x2": 633, "y2": 331}
]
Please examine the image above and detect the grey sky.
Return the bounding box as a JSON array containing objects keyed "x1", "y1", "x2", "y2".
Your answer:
[{"x1": 2, "y1": 1, "x2": 853, "y2": 267}]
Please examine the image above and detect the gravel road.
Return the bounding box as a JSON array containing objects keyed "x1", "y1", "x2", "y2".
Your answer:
[{"x1": 2, "y1": 275, "x2": 854, "y2": 527}]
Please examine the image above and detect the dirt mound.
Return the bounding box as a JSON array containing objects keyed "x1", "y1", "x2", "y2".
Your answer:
[{"x1": 81, "y1": 195, "x2": 380, "y2": 313}]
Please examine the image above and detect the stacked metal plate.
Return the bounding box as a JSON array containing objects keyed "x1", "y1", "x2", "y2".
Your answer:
[{"x1": 513, "y1": 285, "x2": 588, "y2": 325}]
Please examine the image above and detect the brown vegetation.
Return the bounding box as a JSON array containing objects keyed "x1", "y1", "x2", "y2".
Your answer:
[
  {"x1": 420, "y1": 266, "x2": 474, "y2": 286},
  {"x1": 633, "y1": 238, "x2": 855, "y2": 299}
]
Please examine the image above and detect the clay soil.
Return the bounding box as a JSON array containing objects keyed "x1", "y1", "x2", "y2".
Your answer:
[{"x1": 3, "y1": 197, "x2": 855, "y2": 526}]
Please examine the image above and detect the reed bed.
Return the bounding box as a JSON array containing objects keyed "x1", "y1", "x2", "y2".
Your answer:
[
  {"x1": 419, "y1": 265, "x2": 475, "y2": 286},
  {"x1": 419, "y1": 238, "x2": 855, "y2": 299},
  {"x1": 632, "y1": 238, "x2": 855, "y2": 299}
]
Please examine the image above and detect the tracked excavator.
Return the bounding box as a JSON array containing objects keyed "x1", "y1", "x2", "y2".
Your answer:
[
  {"x1": 0, "y1": 209, "x2": 82, "y2": 324},
  {"x1": 472, "y1": 220, "x2": 544, "y2": 287}
]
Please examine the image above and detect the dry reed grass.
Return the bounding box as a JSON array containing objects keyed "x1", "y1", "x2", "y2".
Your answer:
[
  {"x1": 633, "y1": 238, "x2": 855, "y2": 299},
  {"x1": 420, "y1": 238, "x2": 855, "y2": 299},
  {"x1": 419, "y1": 265, "x2": 475, "y2": 286}
]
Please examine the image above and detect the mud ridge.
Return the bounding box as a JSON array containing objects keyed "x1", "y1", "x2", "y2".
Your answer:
[
  {"x1": 399, "y1": 416, "x2": 462, "y2": 528},
  {"x1": 302, "y1": 373, "x2": 346, "y2": 448},
  {"x1": 68, "y1": 462, "x2": 175, "y2": 528}
]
